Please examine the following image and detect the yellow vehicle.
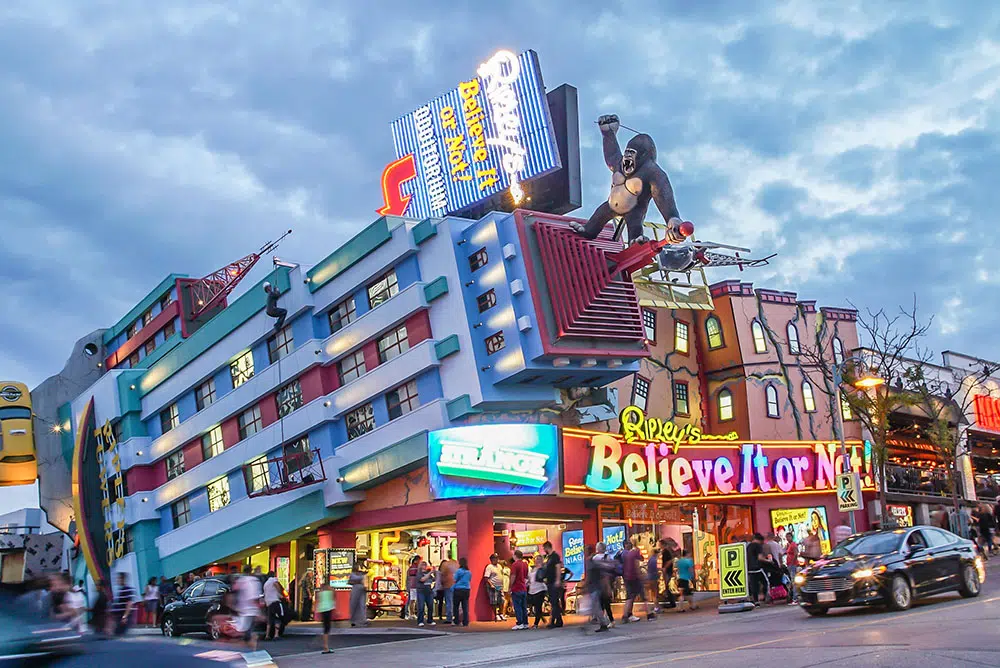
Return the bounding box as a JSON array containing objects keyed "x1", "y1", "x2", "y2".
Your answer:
[{"x1": 0, "y1": 382, "x2": 37, "y2": 486}]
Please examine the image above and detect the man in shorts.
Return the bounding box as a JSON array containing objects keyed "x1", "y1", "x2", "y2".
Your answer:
[
  {"x1": 676, "y1": 549, "x2": 697, "y2": 611},
  {"x1": 620, "y1": 540, "x2": 643, "y2": 623},
  {"x1": 484, "y1": 554, "x2": 505, "y2": 622}
]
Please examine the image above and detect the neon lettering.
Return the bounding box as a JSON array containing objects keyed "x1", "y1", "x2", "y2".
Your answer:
[
  {"x1": 671, "y1": 457, "x2": 693, "y2": 496},
  {"x1": 691, "y1": 459, "x2": 713, "y2": 495},
  {"x1": 714, "y1": 457, "x2": 735, "y2": 494},
  {"x1": 774, "y1": 458, "x2": 794, "y2": 492},
  {"x1": 584, "y1": 434, "x2": 623, "y2": 493},
  {"x1": 814, "y1": 443, "x2": 837, "y2": 490},
  {"x1": 740, "y1": 444, "x2": 755, "y2": 493},
  {"x1": 753, "y1": 444, "x2": 772, "y2": 493},
  {"x1": 792, "y1": 456, "x2": 809, "y2": 490},
  {"x1": 622, "y1": 453, "x2": 646, "y2": 494}
]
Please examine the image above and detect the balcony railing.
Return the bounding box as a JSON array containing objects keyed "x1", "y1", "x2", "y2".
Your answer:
[
  {"x1": 885, "y1": 464, "x2": 950, "y2": 497},
  {"x1": 974, "y1": 474, "x2": 1000, "y2": 502},
  {"x1": 242, "y1": 448, "x2": 327, "y2": 499}
]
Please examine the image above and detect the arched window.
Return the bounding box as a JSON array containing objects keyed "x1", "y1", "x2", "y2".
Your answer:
[
  {"x1": 787, "y1": 322, "x2": 800, "y2": 354},
  {"x1": 706, "y1": 316, "x2": 724, "y2": 350},
  {"x1": 832, "y1": 337, "x2": 844, "y2": 366},
  {"x1": 718, "y1": 389, "x2": 734, "y2": 421},
  {"x1": 751, "y1": 320, "x2": 767, "y2": 354},
  {"x1": 765, "y1": 385, "x2": 780, "y2": 417},
  {"x1": 802, "y1": 381, "x2": 816, "y2": 412}
]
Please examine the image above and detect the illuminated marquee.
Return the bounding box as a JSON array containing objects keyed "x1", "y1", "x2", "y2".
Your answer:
[
  {"x1": 973, "y1": 394, "x2": 1000, "y2": 432},
  {"x1": 561, "y1": 428, "x2": 874, "y2": 501},
  {"x1": 619, "y1": 405, "x2": 739, "y2": 449},
  {"x1": 381, "y1": 49, "x2": 560, "y2": 218},
  {"x1": 428, "y1": 424, "x2": 559, "y2": 499}
]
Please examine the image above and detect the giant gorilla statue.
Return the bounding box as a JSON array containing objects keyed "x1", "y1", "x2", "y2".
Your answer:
[{"x1": 570, "y1": 114, "x2": 685, "y2": 245}]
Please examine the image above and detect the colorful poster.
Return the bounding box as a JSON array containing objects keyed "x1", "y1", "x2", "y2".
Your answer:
[
  {"x1": 886, "y1": 504, "x2": 914, "y2": 528},
  {"x1": 328, "y1": 548, "x2": 355, "y2": 590},
  {"x1": 693, "y1": 530, "x2": 719, "y2": 591},
  {"x1": 562, "y1": 530, "x2": 584, "y2": 581},
  {"x1": 276, "y1": 556, "x2": 290, "y2": 591},
  {"x1": 770, "y1": 506, "x2": 832, "y2": 554},
  {"x1": 602, "y1": 524, "x2": 626, "y2": 556},
  {"x1": 511, "y1": 529, "x2": 547, "y2": 552},
  {"x1": 313, "y1": 549, "x2": 329, "y2": 590}
]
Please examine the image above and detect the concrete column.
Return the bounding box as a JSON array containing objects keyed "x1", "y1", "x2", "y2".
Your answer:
[{"x1": 455, "y1": 502, "x2": 494, "y2": 622}]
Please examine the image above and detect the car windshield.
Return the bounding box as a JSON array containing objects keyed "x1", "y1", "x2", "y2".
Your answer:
[{"x1": 830, "y1": 532, "x2": 903, "y2": 557}]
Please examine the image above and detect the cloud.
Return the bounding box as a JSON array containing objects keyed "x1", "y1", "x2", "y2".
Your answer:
[{"x1": 1, "y1": 0, "x2": 999, "y2": 393}]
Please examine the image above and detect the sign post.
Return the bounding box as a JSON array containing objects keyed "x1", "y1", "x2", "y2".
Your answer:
[
  {"x1": 836, "y1": 472, "x2": 864, "y2": 513},
  {"x1": 718, "y1": 542, "x2": 753, "y2": 612}
]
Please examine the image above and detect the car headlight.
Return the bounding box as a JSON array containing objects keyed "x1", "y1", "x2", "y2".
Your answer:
[
  {"x1": 794, "y1": 574, "x2": 806, "y2": 585},
  {"x1": 975, "y1": 556, "x2": 987, "y2": 583},
  {"x1": 851, "y1": 566, "x2": 886, "y2": 579}
]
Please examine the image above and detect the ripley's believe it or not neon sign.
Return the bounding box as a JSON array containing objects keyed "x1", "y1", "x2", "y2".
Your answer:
[
  {"x1": 562, "y1": 428, "x2": 874, "y2": 501},
  {"x1": 618, "y1": 405, "x2": 739, "y2": 449}
]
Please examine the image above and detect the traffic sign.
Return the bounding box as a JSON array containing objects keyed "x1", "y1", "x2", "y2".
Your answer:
[
  {"x1": 719, "y1": 542, "x2": 748, "y2": 600},
  {"x1": 837, "y1": 472, "x2": 864, "y2": 512}
]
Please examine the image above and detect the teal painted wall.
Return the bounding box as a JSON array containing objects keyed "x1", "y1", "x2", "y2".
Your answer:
[
  {"x1": 103, "y1": 274, "x2": 187, "y2": 345},
  {"x1": 131, "y1": 520, "x2": 163, "y2": 587},
  {"x1": 307, "y1": 218, "x2": 392, "y2": 292}
]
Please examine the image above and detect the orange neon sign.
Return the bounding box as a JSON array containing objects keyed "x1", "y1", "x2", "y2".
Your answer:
[
  {"x1": 974, "y1": 394, "x2": 1000, "y2": 432},
  {"x1": 377, "y1": 154, "x2": 417, "y2": 216}
]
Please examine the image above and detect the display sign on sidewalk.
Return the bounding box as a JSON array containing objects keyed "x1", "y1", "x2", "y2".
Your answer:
[
  {"x1": 718, "y1": 543, "x2": 748, "y2": 600},
  {"x1": 837, "y1": 472, "x2": 864, "y2": 512}
]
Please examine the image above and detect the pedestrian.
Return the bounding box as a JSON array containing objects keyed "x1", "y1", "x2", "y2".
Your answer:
[
  {"x1": 528, "y1": 553, "x2": 547, "y2": 629},
  {"x1": 644, "y1": 545, "x2": 660, "y2": 620},
  {"x1": 66, "y1": 576, "x2": 87, "y2": 634},
  {"x1": 785, "y1": 531, "x2": 800, "y2": 604},
  {"x1": 142, "y1": 577, "x2": 159, "y2": 627},
  {"x1": 234, "y1": 566, "x2": 262, "y2": 652},
  {"x1": 263, "y1": 571, "x2": 285, "y2": 641},
  {"x1": 658, "y1": 539, "x2": 677, "y2": 609},
  {"x1": 747, "y1": 533, "x2": 766, "y2": 605},
  {"x1": 314, "y1": 580, "x2": 335, "y2": 655},
  {"x1": 832, "y1": 522, "x2": 852, "y2": 547},
  {"x1": 977, "y1": 506, "x2": 995, "y2": 559},
  {"x1": 802, "y1": 528, "x2": 822, "y2": 564},
  {"x1": 402, "y1": 556, "x2": 420, "y2": 620},
  {"x1": 541, "y1": 541, "x2": 564, "y2": 628},
  {"x1": 438, "y1": 556, "x2": 456, "y2": 624},
  {"x1": 584, "y1": 545, "x2": 611, "y2": 632},
  {"x1": 483, "y1": 554, "x2": 505, "y2": 622},
  {"x1": 416, "y1": 558, "x2": 436, "y2": 627},
  {"x1": 89, "y1": 579, "x2": 110, "y2": 635},
  {"x1": 592, "y1": 542, "x2": 615, "y2": 625},
  {"x1": 349, "y1": 563, "x2": 368, "y2": 627},
  {"x1": 510, "y1": 549, "x2": 529, "y2": 630},
  {"x1": 620, "y1": 540, "x2": 643, "y2": 624},
  {"x1": 764, "y1": 533, "x2": 783, "y2": 567},
  {"x1": 501, "y1": 558, "x2": 513, "y2": 619},
  {"x1": 675, "y1": 549, "x2": 698, "y2": 611},
  {"x1": 111, "y1": 572, "x2": 136, "y2": 636},
  {"x1": 48, "y1": 573, "x2": 73, "y2": 623},
  {"x1": 452, "y1": 557, "x2": 471, "y2": 627},
  {"x1": 434, "y1": 561, "x2": 447, "y2": 621},
  {"x1": 298, "y1": 570, "x2": 315, "y2": 622}
]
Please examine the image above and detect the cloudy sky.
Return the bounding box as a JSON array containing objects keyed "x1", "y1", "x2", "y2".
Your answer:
[{"x1": 3, "y1": 0, "x2": 998, "y2": 391}]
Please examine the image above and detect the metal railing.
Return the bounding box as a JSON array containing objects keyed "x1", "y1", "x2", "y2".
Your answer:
[
  {"x1": 884, "y1": 464, "x2": 950, "y2": 497},
  {"x1": 242, "y1": 448, "x2": 327, "y2": 499}
]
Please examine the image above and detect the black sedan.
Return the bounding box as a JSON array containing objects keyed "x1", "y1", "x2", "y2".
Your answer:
[{"x1": 795, "y1": 525, "x2": 985, "y2": 616}]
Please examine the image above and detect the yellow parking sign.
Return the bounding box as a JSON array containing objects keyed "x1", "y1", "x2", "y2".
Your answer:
[{"x1": 719, "y1": 543, "x2": 748, "y2": 600}]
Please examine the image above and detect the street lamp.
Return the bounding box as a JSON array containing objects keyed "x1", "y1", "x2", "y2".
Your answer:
[{"x1": 831, "y1": 355, "x2": 884, "y2": 533}]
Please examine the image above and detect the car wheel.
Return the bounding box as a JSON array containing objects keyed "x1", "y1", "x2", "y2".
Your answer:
[
  {"x1": 162, "y1": 615, "x2": 179, "y2": 637},
  {"x1": 208, "y1": 618, "x2": 221, "y2": 640},
  {"x1": 366, "y1": 608, "x2": 378, "y2": 620},
  {"x1": 803, "y1": 606, "x2": 828, "y2": 617},
  {"x1": 888, "y1": 575, "x2": 912, "y2": 611},
  {"x1": 958, "y1": 563, "x2": 981, "y2": 598}
]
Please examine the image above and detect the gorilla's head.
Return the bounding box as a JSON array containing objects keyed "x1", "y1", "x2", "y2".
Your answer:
[{"x1": 621, "y1": 133, "x2": 657, "y2": 176}]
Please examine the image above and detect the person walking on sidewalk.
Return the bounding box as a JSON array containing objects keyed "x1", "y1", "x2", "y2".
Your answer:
[
  {"x1": 314, "y1": 581, "x2": 336, "y2": 655},
  {"x1": 675, "y1": 549, "x2": 698, "y2": 611},
  {"x1": 585, "y1": 545, "x2": 612, "y2": 633},
  {"x1": 785, "y1": 531, "x2": 800, "y2": 604},
  {"x1": 542, "y1": 541, "x2": 564, "y2": 628},
  {"x1": 510, "y1": 550, "x2": 529, "y2": 630},
  {"x1": 439, "y1": 557, "x2": 456, "y2": 624},
  {"x1": 528, "y1": 553, "x2": 548, "y2": 628},
  {"x1": 416, "y1": 560, "x2": 436, "y2": 627},
  {"x1": 644, "y1": 546, "x2": 660, "y2": 620},
  {"x1": 592, "y1": 543, "x2": 615, "y2": 626},
  {"x1": 747, "y1": 533, "x2": 766, "y2": 605},
  {"x1": 348, "y1": 563, "x2": 368, "y2": 627},
  {"x1": 403, "y1": 556, "x2": 420, "y2": 620},
  {"x1": 452, "y1": 558, "x2": 471, "y2": 627},
  {"x1": 484, "y1": 554, "x2": 505, "y2": 622},
  {"x1": 621, "y1": 540, "x2": 643, "y2": 624},
  {"x1": 111, "y1": 572, "x2": 137, "y2": 636},
  {"x1": 659, "y1": 540, "x2": 678, "y2": 610},
  {"x1": 263, "y1": 571, "x2": 285, "y2": 641}
]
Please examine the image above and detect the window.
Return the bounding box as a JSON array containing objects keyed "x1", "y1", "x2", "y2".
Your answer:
[
  {"x1": 346, "y1": 403, "x2": 376, "y2": 441},
  {"x1": 802, "y1": 381, "x2": 816, "y2": 413},
  {"x1": 284, "y1": 436, "x2": 311, "y2": 478},
  {"x1": 165, "y1": 451, "x2": 185, "y2": 481},
  {"x1": 833, "y1": 337, "x2": 845, "y2": 366},
  {"x1": 674, "y1": 382, "x2": 690, "y2": 416},
  {"x1": 267, "y1": 326, "x2": 294, "y2": 364},
  {"x1": 112, "y1": 420, "x2": 124, "y2": 445},
  {"x1": 124, "y1": 529, "x2": 135, "y2": 555},
  {"x1": 201, "y1": 427, "x2": 224, "y2": 461},
  {"x1": 477, "y1": 290, "x2": 497, "y2": 313},
  {"x1": 674, "y1": 321, "x2": 690, "y2": 354},
  {"x1": 367, "y1": 269, "x2": 399, "y2": 309},
  {"x1": 277, "y1": 380, "x2": 303, "y2": 417},
  {"x1": 632, "y1": 376, "x2": 651, "y2": 412},
  {"x1": 127, "y1": 352, "x2": 140, "y2": 369},
  {"x1": 207, "y1": 477, "x2": 230, "y2": 513},
  {"x1": 469, "y1": 247, "x2": 489, "y2": 272},
  {"x1": 787, "y1": 322, "x2": 800, "y2": 354},
  {"x1": 159, "y1": 403, "x2": 179, "y2": 434},
  {"x1": 386, "y1": 380, "x2": 420, "y2": 420},
  {"x1": 642, "y1": 309, "x2": 657, "y2": 342},
  {"x1": 377, "y1": 325, "x2": 410, "y2": 363},
  {"x1": 238, "y1": 405, "x2": 262, "y2": 440},
  {"x1": 338, "y1": 350, "x2": 367, "y2": 384},
  {"x1": 706, "y1": 316, "x2": 724, "y2": 350},
  {"x1": 248, "y1": 456, "x2": 270, "y2": 494},
  {"x1": 485, "y1": 331, "x2": 506, "y2": 355},
  {"x1": 841, "y1": 393, "x2": 853, "y2": 420},
  {"x1": 159, "y1": 295, "x2": 172, "y2": 312},
  {"x1": 328, "y1": 297, "x2": 357, "y2": 333},
  {"x1": 751, "y1": 320, "x2": 767, "y2": 353},
  {"x1": 195, "y1": 379, "x2": 216, "y2": 411},
  {"x1": 144, "y1": 339, "x2": 156, "y2": 356},
  {"x1": 230, "y1": 350, "x2": 254, "y2": 389},
  {"x1": 718, "y1": 389, "x2": 734, "y2": 421},
  {"x1": 766, "y1": 385, "x2": 780, "y2": 418},
  {"x1": 171, "y1": 498, "x2": 191, "y2": 529},
  {"x1": 142, "y1": 310, "x2": 153, "y2": 326},
  {"x1": 201, "y1": 581, "x2": 221, "y2": 597},
  {"x1": 127, "y1": 322, "x2": 138, "y2": 340},
  {"x1": 162, "y1": 320, "x2": 176, "y2": 339}
]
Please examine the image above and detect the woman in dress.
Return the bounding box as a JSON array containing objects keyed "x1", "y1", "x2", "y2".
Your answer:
[{"x1": 349, "y1": 563, "x2": 369, "y2": 627}]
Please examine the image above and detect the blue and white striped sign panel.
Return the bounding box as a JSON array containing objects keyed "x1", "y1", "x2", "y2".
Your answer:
[{"x1": 390, "y1": 49, "x2": 561, "y2": 218}]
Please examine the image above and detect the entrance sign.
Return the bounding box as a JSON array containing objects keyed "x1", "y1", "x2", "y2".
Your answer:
[
  {"x1": 719, "y1": 543, "x2": 748, "y2": 600},
  {"x1": 561, "y1": 428, "x2": 874, "y2": 501},
  {"x1": 836, "y1": 472, "x2": 864, "y2": 512},
  {"x1": 328, "y1": 548, "x2": 355, "y2": 590},
  {"x1": 384, "y1": 50, "x2": 560, "y2": 218},
  {"x1": 428, "y1": 424, "x2": 559, "y2": 498},
  {"x1": 619, "y1": 405, "x2": 739, "y2": 448}
]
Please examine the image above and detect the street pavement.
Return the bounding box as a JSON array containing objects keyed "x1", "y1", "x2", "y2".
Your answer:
[{"x1": 268, "y1": 562, "x2": 1000, "y2": 668}]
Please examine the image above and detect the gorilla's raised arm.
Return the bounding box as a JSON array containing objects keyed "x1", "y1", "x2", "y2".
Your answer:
[
  {"x1": 601, "y1": 128, "x2": 623, "y2": 173},
  {"x1": 649, "y1": 165, "x2": 680, "y2": 222}
]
